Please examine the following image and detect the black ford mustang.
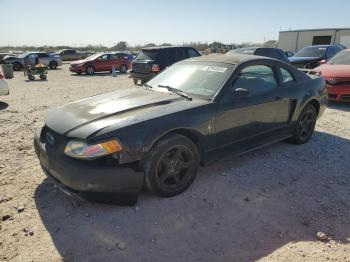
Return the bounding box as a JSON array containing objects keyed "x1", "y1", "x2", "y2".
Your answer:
[{"x1": 34, "y1": 54, "x2": 327, "y2": 203}]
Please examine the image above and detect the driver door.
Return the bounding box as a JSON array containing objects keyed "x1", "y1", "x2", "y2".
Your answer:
[
  {"x1": 215, "y1": 62, "x2": 291, "y2": 153},
  {"x1": 95, "y1": 54, "x2": 110, "y2": 72}
]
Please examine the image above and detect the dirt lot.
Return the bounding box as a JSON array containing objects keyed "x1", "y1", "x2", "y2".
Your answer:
[{"x1": 0, "y1": 64, "x2": 350, "y2": 262}]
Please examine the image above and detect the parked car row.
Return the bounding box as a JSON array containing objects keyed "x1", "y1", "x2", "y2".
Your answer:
[{"x1": 2, "y1": 44, "x2": 349, "y2": 105}]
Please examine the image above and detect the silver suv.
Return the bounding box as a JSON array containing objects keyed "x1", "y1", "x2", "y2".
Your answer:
[{"x1": 3, "y1": 52, "x2": 62, "y2": 71}]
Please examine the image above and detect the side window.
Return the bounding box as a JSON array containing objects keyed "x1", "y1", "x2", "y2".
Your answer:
[
  {"x1": 326, "y1": 47, "x2": 335, "y2": 59},
  {"x1": 280, "y1": 67, "x2": 294, "y2": 84},
  {"x1": 110, "y1": 54, "x2": 119, "y2": 60},
  {"x1": 175, "y1": 48, "x2": 187, "y2": 61},
  {"x1": 187, "y1": 48, "x2": 200, "y2": 58},
  {"x1": 98, "y1": 54, "x2": 110, "y2": 61},
  {"x1": 37, "y1": 53, "x2": 48, "y2": 58},
  {"x1": 163, "y1": 49, "x2": 176, "y2": 64},
  {"x1": 234, "y1": 65, "x2": 277, "y2": 95}
]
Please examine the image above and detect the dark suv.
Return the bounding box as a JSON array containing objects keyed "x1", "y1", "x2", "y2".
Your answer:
[
  {"x1": 289, "y1": 45, "x2": 344, "y2": 69},
  {"x1": 227, "y1": 47, "x2": 290, "y2": 63},
  {"x1": 131, "y1": 46, "x2": 201, "y2": 84}
]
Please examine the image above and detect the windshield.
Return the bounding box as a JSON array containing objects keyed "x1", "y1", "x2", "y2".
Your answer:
[
  {"x1": 84, "y1": 53, "x2": 103, "y2": 61},
  {"x1": 17, "y1": 52, "x2": 30, "y2": 58},
  {"x1": 294, "y1": 46, "x2": 327, "y2": 58},
  {"x1": 147, "y1": 62, "x2": 234, "y2": 98},
  {"x1": 135, "y1": 50, "x2": 160, "y2": 60},
  {"x1": 328, "y1": 50, "x2": 350, "y2": 65}
]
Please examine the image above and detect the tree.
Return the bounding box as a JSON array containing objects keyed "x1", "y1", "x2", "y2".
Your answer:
[
  {"x1": 263, "y1": 40, "x2": 278, "y2": 48},
  {"x1": 112, "y1": 41, "x2": 128, "y2": 51},
  {"x1": 145, "y1": 43, "x2": 156, "y2": 47}
]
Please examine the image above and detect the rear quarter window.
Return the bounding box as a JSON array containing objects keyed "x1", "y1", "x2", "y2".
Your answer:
[
  {"x1": 280, "y1": 67, "x2": 295, "y2": 83},
  {"x1": 187, "y1": 48, "x2": 200, "y2": 58},
  {"x1": 135, "y1": 50, "x2": 160, "y2": 61}
]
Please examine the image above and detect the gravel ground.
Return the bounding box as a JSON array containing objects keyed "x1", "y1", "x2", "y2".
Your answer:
[{"x1": 0, "y1": 64, "x2": 350, "y2": 262}]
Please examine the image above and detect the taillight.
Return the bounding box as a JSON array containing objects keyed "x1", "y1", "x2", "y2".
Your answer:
[{"x1": 152, "y1": 64, "x2": 160, "y2": 72}]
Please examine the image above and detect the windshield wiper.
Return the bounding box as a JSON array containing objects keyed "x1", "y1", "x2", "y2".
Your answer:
[
  {"x1": 144, "y1": 83, "x2": 153, "y2": 89},
  {"x1": 157, "y1": 85, "x2": 192, "y2": 101}
]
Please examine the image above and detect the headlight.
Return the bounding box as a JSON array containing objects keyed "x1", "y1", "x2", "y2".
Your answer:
[{"x1": 64, "y1": 139, "x2": 123, "y2": 160}]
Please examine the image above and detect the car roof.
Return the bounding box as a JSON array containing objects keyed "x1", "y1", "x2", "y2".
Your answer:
[
  {"x1": 141, "y1": 46, "x2": 192, "y2": 50},
  {"x1": 187, "y1": 53, "x2": 271, "y2": 65},
  {"x1": 306, "y1": 45, "x2": 332, "y2": 48}
]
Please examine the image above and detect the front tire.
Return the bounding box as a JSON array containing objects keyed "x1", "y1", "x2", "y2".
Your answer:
[
  {"x1": 13, "y1": 62, "x2": 22, "y2": 71},
  {"x1": 289, "y1": 104, "x2": 317, "y2": 144},
  {"x1": 86, "y1": 65, "x2": 95, "y2": 75},
  {"x1": 144, "y1": 134, "x2": 200, "y2": 197}
]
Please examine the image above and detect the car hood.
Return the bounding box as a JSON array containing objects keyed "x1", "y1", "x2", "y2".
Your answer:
[
  {"x1": 289, "y1": 57, "x2": 320, "y2": 63},
  {"x1": 314, "y1": 64, "x2": 350, "y2": 78},
  {"x1": 45, "y1": 88, "x2": 208, "y2": 139},
  {"x1": 70, "y1": 59, "x2": 87, "y2": 65}
]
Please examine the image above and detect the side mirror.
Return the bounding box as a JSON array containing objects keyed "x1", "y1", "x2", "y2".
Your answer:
[
  {"x1": 233, "y1": 88, "x2": 250, "y2": 98},
  {"x1": 319, "y1": 59, "x2": 327, "y2": 65}
]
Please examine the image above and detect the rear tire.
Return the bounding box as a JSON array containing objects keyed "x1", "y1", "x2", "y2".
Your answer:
[
  {"x1": 28, "y1": 75, "x2": 35, "y2": 81},
  {"x1": 39, "y1": 74, "x2": 47, "y2": 80},
  {"x1": 144, "y1": 134, "x2": 200, "y2": 197},
  {"x1": 86, "y1": 65, "x2": 95, "y2": 75},
  {"x1": 288, "y1": 104, "x2": 317, "y2": 144},
  {"x1": 133, "y1": 78, "x2": 138, "y2": 85},
  {"x1": 49, "y1": 61, "x2": 58, "y2": 69}
]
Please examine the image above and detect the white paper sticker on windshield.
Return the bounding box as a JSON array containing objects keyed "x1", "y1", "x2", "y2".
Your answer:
[{"x1": 201, "y1": 66, "x2": 227, "y2": 73}]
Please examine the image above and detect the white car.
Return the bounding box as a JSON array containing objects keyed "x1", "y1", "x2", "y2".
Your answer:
[{"x1": 0, "y1": 73, "x2": 9, "y2": 96}]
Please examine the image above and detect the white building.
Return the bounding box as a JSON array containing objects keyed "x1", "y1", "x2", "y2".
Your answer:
[{"x1": 278, "y1": 28, "x2": 350, "y2": 52}]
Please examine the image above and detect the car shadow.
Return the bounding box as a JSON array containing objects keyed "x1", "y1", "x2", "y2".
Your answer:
[
  {"x1": 71, "y1": 72, "x2": 130, "y2": 77},
  {"x1": 327, "y1": 101, "x2": 350, "y2": 112},
  {"x1": 24, "y1": 79, "x2": 48, "y2": 82},
  {"x1": 34, "y1": 131, "x2": 350, "y2": 261},
  {"x1": 0, "y1": 101, "x2": 9, "y2": 110}
]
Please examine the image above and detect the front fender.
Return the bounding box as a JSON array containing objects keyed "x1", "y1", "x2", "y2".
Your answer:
[{"x1": 112, "y1": 105, "x2": 215, "y2": 164}]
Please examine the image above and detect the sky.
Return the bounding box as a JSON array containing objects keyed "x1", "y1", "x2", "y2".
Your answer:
[{"x1": 1, "y1": 0, "x2": 350, "y2": 47}]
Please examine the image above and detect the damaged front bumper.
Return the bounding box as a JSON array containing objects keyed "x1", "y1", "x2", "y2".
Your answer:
[{"x1": 34, "y1": 132, "x2": 144, "y2": 204}]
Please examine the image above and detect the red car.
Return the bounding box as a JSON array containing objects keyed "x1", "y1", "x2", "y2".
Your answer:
[
  {"x1": 315, "y1": 49, "x2": 350, "y2": 102},
  {"x1": 69, "y1": 53, "x2": 130, "y2": 75}
]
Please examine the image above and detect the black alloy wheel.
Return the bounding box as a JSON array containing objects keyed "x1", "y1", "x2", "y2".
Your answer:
[
  {"x1": 289, "y1": 104, "x2": 317, "y2": 144},
  {"x1": 145, "y1": 135, "x2": 199, "y2": 197}
]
